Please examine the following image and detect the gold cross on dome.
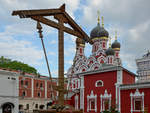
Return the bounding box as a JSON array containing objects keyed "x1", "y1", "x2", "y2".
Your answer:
[{"x1": 97, "y1": 10, "x2": 100, "y2": 24}]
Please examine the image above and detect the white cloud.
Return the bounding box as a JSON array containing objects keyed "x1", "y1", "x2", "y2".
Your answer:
[
  {"x1": 48, "y1": 51, "x2": 56, "y2": 56},
  {"x1": 0, "y1": 32, "x2": 43, "y2": 65},
  {"x1": 65, "y1": 60, "x2": 73, "y2": 65},
  {"x1": 51, "y1": 70, "x2": 58, "y2": 77},
  {"x1": 49, "y1": 40, "x2": 57, "y2": 45}
]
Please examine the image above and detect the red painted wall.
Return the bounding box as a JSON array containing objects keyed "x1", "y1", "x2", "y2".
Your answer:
[
  {"x1": 47, "y1": 81, "x2": 57, "y2": 98},
  {"x1": 19, "y1": 76, "x2": 32, "y2": 97},
  {"x1": 121, "y1": 88, "x2": 150, "y2": 113},
  {"x1": 34, "y1": 79, "x2": 45, "y2": 98},
  {"x1": 123, "y1": 70, "x2": 135, "y2": 84},
  {"x1": 84, "y1": 71, "x2": 117, "y2": 113}
]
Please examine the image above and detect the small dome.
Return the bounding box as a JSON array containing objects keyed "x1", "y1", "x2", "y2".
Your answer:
[
  {"x1": 111, "y1": 40, "x2": 120, "y2": 49},
  {"x1": 105, "y1": 47, "x2": 115, "y2": 56},
  {"x1": 90, "y1": 23, "x2": 109, "y2": 39}
]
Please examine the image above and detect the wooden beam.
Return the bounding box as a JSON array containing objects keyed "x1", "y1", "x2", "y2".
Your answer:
[
  {"x1": 12, "y1": 9, "x2": 63, "y2": 18},
  {"x1": 63, "y1": 12, "x2": 93, "y2": 44},
  {"x1": 31, "y1": 16, "x2": 84, "y2": 38}
]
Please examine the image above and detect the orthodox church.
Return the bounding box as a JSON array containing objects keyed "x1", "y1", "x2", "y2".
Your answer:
[{"x1": 66, "y1": 15, "x2": 150, "y2": 113}]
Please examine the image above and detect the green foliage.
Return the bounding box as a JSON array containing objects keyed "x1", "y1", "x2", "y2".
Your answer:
[{"x1": 0, "y1": 56, "x2": 37, "y2": 74}]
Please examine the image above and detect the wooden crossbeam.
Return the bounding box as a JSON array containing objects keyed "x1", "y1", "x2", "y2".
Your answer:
[
  {"x1": 63, "y1": 12, "x2": 92, "y2": 44},
  {"x1": 31, "y1": 16, "x2": 84, "y2": 39},
  {"x1": 12, "y1": 9, "x2": 63, "y2": 18},
  {"x1": 12, "y1": 4, "x2": 92, "y2": 44}
]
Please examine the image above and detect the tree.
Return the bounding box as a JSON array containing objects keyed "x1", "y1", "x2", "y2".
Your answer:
[{"x1": 0, "y1": 56, "x2": 38, "y2": 74}]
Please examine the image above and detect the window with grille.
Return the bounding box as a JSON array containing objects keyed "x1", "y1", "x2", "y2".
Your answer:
[
  {"x1": 25, "y1": 81, "x2": 28, "y2": 86},
  {"x1": 36, "y1": 83, "x2": 39, "y2": 88},
  {"x1": 90, "y1": 99, "x2": 95, "y2": 110},
  {"x1": 134, "y1": 99, "x2": 142, "y2": 110},
  {"x1": 40, "y1": 83, "x2": 43, "y2": 88},
  {"x1": 21, "y1": 80, "x2": 23, "y2": 86}
]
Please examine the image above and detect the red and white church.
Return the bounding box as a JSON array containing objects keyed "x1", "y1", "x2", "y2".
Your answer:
[{"x1": 66, "y1": 16, "x2": 150, "y2": 113}]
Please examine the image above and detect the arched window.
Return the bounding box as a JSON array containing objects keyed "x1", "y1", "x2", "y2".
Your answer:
[
  {"x1": 87, "y1": 90, "x2": 97, "y2": 112},
  {"x1": 22, "y1": 91, "x2": 26, "y2": 97},
  {"x1": 100, "y1": 90, "x2": 112, "y2": 112},
  {"x1": 21, "y1": 80, "x2": 24, "y2": 86},
  {"x1": 38, "y1": 92, "x2": 41, "y2": 97},
  {"x1": 130, "y1": 89, "x2": 144, "y2": 112},
  {"x1": 95, "y1": 80, "x2": 103, "y2": 87}
]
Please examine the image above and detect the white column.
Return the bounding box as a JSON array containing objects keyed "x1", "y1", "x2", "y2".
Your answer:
[
  {"x1": 142, "y1": 95, "x2": 144, "y2": 112},
  {"x1": 95, "y1": 95, "x2": 97, "y2": 112},
  {"x1": 75, "y1": 95, "x2": 79, "y2": 110},
  {"x1": 118, "y1": 86, "x2": 121, "y2": 112},
  {"x1": 45, "y1": 80, "x2": 47, "y2": 98},
  {"x1": 100, "y1": 95, "x2": 102, "y2": 112},
  {"x1": 80, "y1": 76, "x2": 84, "y2": 110},
  {"x1": 130, "y1": 95, "x2": 133, "y2": 113},
  {"x1": 31, "y1": 78, "x2": 34, "y2": 98}
]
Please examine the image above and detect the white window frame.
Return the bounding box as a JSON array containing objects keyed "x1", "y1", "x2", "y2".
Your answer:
[
  {"x1": 95, "y1": 80, "x2": 103, "y2": 87},
  {"x1": 87, "y1": 90, "x2": 97, "y2": 112},
  {"x1": 130, "y1": 89, "x2": 144, "y2": 113},
  {"x1": 100, "y1": 89, "x2": 112, "y2": 112}
]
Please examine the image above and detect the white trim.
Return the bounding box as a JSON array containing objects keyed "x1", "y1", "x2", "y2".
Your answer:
[
  {"x1": 100, "y1": 89, "x2": 112, "y2": 112},
  {"x1": 130, "y1": 89, "x2": 144, "y2": 113},
  {"x1": 120, "y1": 83, "x2": 150, "y2": 89},
  {"x1": 87, "y1": 90, "x2": 97, "y2": 112},
  {"x1": 117, "y1": 70, "x2": 122, "y2": 84},
  {"x1": 80, "y1": 76, "x2": 84, "y2": 110}
]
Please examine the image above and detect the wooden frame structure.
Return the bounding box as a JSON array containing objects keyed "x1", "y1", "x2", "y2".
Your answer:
[{"x1": 12, "y1": 4, "x2": 92, "y2": 105}]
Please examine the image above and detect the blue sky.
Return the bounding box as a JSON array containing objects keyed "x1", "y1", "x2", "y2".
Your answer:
[{"x1": 0, "y1": 0, "x2": 150, "y2": 77}]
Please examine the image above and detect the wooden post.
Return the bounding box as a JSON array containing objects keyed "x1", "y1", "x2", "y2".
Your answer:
[{"x1": 58, "y1": 20, "x2": 64, "y2": 105}]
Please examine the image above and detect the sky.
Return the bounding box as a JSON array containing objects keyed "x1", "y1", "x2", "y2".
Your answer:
[{"x1": 0, "y1": 0, "x2": 150, "y2": 77}]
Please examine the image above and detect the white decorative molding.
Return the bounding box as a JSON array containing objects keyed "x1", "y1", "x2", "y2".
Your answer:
[
  {"x1": 78, "y1": 64, "x2": 88, "y2": 73},
  {"x1": 117, "y1": 70, "x2": 122, "y2": 84},
  {"x1": 87, "y1": 90, "x2": 97, "y2": 112},
  {"x1": 89, "y1": 63, "x2": 101, "y2": 71},
  {"x1": 100, "y1": 89, "x2": 112, "y2": 112},
  {"x1": 86, "y1": 56, "x2": 96, "y2": 67},
  {"x1": 97, "y1": 56, "x2": 106, "y2": 64},
  {"x1": 130, "y1": 89, "x2": 144, "y2": 113}
]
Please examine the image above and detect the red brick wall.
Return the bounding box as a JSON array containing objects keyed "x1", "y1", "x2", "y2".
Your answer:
[{"x1": 84, "y1": 71, "x2": 117, "y2": 113}]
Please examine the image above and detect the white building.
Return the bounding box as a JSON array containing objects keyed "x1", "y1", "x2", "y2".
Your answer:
[
  {"x1": 136, "y1": 50, "x2": 150, "y2": 81},
  {"x1": 0, "y1": 69, "x2": 19, "y2": 113}
]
